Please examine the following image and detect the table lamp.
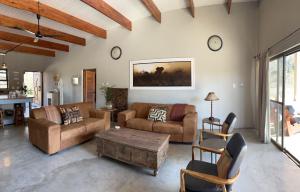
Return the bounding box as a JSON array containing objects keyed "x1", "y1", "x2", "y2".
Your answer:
[{"x1": 205, "y1": 92, "x2": 219, "y2": 121}]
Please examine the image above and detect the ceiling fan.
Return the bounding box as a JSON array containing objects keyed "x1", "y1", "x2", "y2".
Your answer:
[{"x1": 9, "y1": 0, "x2": 58, "y2": 43}]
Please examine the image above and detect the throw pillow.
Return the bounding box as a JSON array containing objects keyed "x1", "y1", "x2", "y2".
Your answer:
[
  {"x1": 71, "y1": 106, "x2": 83, "y2": 123},
  {"x1": 217, "y1": 149, "x2": 233, "y2": 179},
  {"x1": 148, "y1": 108, "x2": 167, "y2": 122},
  {"x1": 60, "y1": 107, "x2": 71, "y2": 125}
]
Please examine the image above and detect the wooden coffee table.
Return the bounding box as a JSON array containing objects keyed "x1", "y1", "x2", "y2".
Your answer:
[{"x1": 95, "y1": 128, "x2": 170, "y2": 176}]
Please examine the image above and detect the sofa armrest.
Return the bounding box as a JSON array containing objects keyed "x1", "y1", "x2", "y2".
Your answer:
[
  {"x1": 28, "y1": 118, "x2": 61, "y2": 154},
  {"x1": 117, "y1": 110, "x2": 136, "y2": 127},
  {"x1": 183, "y1": 112, "x2": 198, "y2": 143},
  {"x1": 89, "y1": 109, "x2": 110, "y2": 130}
]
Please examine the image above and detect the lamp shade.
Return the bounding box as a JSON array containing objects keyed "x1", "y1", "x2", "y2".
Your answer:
[
  {"x1": 1, "y1": 63, "x2": 7, "y2": 69},
  {"x1": 204, "y1": 92, "x2": 219, "y2": 101}
]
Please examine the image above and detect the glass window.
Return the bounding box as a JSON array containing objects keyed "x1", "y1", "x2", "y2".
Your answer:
[{"x1": 0, "y1": 69, "x2": 8, "y2": 89}]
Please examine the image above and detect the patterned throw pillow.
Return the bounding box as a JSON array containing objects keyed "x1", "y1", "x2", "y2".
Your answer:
[
  {"x1": 148, "y1": 108, "x2": 167, "y2": 122},
  {"x1": 60, "y1": 107, "x2": 71, "y2": 125},
  {"x1": 59, "y1": 106, "x2": 83, "y2": 125},
  {"x1": 71, "y1": 106, "x2": 83, "y2": 123}
]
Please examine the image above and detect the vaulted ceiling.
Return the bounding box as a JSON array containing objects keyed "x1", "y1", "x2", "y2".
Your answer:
[{"x1": 0, "y1": 0, "x2": 256, "y2": 57}]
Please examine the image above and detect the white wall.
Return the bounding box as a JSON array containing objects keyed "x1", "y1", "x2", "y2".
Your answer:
[
  {"x1": 44, "y1": 2, "x2": 258, "y2": 129},
  {"x1": 2, "y1": 52, "x2": 52, "y2": 90},
  {"x1": 259, "y1": 0, "x2": 300, "y2": 51}
]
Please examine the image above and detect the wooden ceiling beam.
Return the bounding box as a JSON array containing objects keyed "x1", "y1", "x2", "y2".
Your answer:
[
  {"x1": 141, "y1": 0, "x2": 161, "y2": 23},
  {"x1": 188, "y1": 0, "x2": 195, "y2": 18},
  {"x1": 81, "y1": 0, "x2": 132, "y2": 31},
  {"x1": 0, "y1": 31, "x2": 69, "y2": 52},
  {"x1": 0, "y1": 42, "x2": 55, "y2": 57},
  {"x1": 0, "y1": 14, "x2": 86, "y2": 46},
  {"x1": 226, "y1": 0, "x2": 232, "y2": 14},
  {"x1": 0, "y1": 0, "x2": 107, "y2": 38}
]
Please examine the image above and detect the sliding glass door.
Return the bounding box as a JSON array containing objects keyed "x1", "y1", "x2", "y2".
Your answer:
[
  {"x1": 269, "y1": 48, "x2": 300, "y2": 164},
  {"x1": 269, "y1": 57, "x2": 284, "y2": 147}
]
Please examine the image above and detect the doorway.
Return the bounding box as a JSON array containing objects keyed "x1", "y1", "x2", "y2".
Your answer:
[
  {"x1": 83, "y1": 69, "x2": 96, "y2": 104},
  {"x1": 23, "y1": 72, "x2": 43, "y2": 108},
  {"x1": 268, "y1": 47, "x2": 300, "y2": 165}
]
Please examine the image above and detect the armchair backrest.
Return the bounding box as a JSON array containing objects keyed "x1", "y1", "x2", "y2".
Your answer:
[
  {"x1": 221, "y1": 112, "x2": 237, "y2": 134},
  {"x1": 225, "y1": 133, "x2": 247, "y2": 190}
]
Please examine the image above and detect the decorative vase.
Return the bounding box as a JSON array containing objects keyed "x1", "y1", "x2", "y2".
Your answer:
[{"x1": 106, "y1": 101, "x2": 113, "y2": 109}]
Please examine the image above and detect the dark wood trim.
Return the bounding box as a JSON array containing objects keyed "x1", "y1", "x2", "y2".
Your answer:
[
  {"x1": 0, "y1": 41, "x2": 55, "y2": 57},
  {"x1": 141, "y1": 0, "x2": 161, "y2": 23},
  {"x1": 81, "y1": 0, "x2": 132, "y2": 31},
  {"x1": 188, "y1": 0, "x2": 195, "y2": 17},
  {"x1": 0, "y1": 0, "x2": 107, "y2": 38},
  {"x1": 226, "y1": 0, "x2": 232, "y2": 14},
  {"x1": 0, "y1": 14, "x2": 86, "y2": 46},
  {"x1": 0, "y1": 31, "x2": 69, "y2": 52}
]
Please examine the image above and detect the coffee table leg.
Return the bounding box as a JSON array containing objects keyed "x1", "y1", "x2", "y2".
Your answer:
[{"x1": 153, "y1": 169, "x2": 158, "y2": 176}]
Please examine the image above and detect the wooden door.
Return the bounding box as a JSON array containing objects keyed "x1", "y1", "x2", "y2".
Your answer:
[{"x1": 83, "y1": 69, "x2": 96, "y2": 103}]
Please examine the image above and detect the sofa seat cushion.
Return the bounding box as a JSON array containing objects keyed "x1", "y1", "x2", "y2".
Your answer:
[
  {"x1": 83, "y1": 118, "x2": 104, "y2": 134},
  {"x1": 126, "y1": 118, "x2": 153, "y2": 131},
  {"x1": 61, "y1": 122, "x2": 86, "y2": 140},
  {"x1": 153, "y1": 121, "x2": 183, "y2": 134}
]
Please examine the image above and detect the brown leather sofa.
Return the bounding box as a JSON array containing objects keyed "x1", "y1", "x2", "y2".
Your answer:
[
  {"x1": 118, "y1": 102, "x2": 198, "y2": 143},
  {"x1": 28, "y1": 102, "x2": 110, "y2": 154}
]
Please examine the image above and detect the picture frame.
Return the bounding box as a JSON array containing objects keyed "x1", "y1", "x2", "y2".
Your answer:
[{"x1": 129, "y1": 58, "x2": 195, "y2": 90}]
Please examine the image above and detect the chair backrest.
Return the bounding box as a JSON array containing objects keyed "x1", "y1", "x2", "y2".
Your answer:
[
  {"x1": 221, "y1": 112, "x2": 237, "y2": 134},
  {"x1": 225, "y1": 133, "x2": 247, "y2": 190}
]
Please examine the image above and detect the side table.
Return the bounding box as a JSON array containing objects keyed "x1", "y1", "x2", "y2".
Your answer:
[
  {"x1": 202, "y1": 117, "x2": 221, "y2": 131},
  {"x1": 99, "y1": 107, "x2": 117, "y2": 123}
]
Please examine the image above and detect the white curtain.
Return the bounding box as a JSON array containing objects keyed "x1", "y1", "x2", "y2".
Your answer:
[{"x1": 255, "y1": 51, "x2": 270, "y2": 143}]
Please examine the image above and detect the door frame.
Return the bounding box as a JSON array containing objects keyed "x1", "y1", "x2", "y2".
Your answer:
[
  {"x1": 24, "y1": 71, "x2": 43, "y2": 106},
  {"x1": 82, "y1": 68, "x2": 96, "y2": 104},
  {"x1": 269, "y1": 45, "x2": 300, "y2": 166}
]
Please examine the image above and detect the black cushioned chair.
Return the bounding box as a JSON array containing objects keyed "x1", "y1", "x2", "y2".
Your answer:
[
  {"x1": 199, "y1": 113, "x2": 237, "y2": 162},
  {"x1": 180, "y1": 133, "x2": 247, "y2": 192}
]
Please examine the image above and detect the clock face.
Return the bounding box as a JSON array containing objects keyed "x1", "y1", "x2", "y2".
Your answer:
[
  {"x1": 207, "y1": 35, "x2": 223, "y2": 51},
  {"x1": 111, "y1": 46, "x2": 122, "y2": 60}
]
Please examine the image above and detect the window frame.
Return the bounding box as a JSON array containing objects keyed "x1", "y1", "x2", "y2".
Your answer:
[{"x1": 0, "y1": 68, "x2": 8, "y2": 90}]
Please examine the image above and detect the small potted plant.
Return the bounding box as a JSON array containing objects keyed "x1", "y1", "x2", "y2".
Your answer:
[{"x1": 100, "y1": 82, "x2": 114, "y2": 109}]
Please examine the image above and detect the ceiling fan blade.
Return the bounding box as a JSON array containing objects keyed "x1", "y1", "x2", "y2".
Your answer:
[
  {"x1": 42, "y1": 34, "x2": 61, "y2": 38},
  {"x1": 24, "y1": 29, "x2": 36, "y2": 35}
]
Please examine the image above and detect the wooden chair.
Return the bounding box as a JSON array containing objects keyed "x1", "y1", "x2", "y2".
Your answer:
[
  {"x1": 180, "y1": 133, "x2": 247, "y2": 192},
  {"x1": 199, "y1": 113, "x2": 237, "y2": 162}
]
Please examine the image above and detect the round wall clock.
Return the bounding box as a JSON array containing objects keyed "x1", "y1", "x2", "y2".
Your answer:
[
  {"x1": 111, "y1": 46, "x2": 122, "y2": 60},
  {"x1": 207, "y1": 35, "x2": 223, "y2": 51}
]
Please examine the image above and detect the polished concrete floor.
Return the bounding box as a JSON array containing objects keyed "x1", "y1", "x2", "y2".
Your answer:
[{"x1": 0, "y1": 126, "x2": 299, "y2": 192}]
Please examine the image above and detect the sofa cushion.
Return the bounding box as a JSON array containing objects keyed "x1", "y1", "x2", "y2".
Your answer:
[
  {"x1": 126, "y1": 118, "x2": 154, "y2": 131},
  {"x1": 153, "y1": 121, "x2": 183, "y2": 134},
  {"x1": 83, "y1": 118, "x2": 104, "y2": 134},
  {"x1": 61, "y1": 122, "x2": 86, "y2": 140},
  {"x1": 44, "y1": 106, "x2": 62, "y2": 124}
]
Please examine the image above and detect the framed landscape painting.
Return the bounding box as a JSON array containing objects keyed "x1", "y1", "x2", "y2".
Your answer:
[{"x1": 130, "y1": 58, "x2": 195, "y2": 90}]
